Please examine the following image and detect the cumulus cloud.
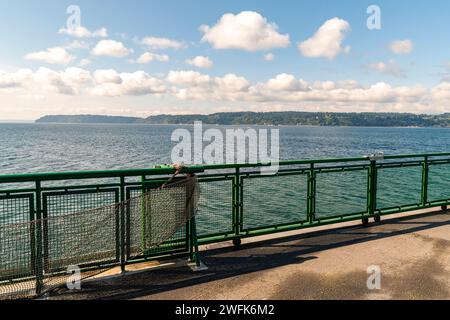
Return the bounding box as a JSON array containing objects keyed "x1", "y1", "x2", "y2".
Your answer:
[
  {"x1": 165, "y1": 70, "x2": 428, "y2": 109},
  {"x1": 77, "y1": 58, "x2": 91, "y2": 67},
  {"x1": 64, "y1": 40, "x2": 90, "y2": 50},
  {"x1": 264, "y1": 53, "x2": 275, "y2": 61},
  {"x1": 264, "y1": 74, "x2": 308, "y2": 91},
  {"x1": 134, "y1": 52, "x2": 170, "y2": 64},
  {"x1": 186, "y1": 56, "x2": 213, "y2": 68},
  {"x1": 91, "y1": 40, "x2": 131, "y2": 57},
  {"x1": 367, "y1": 60, "x2": 406, "y2": 78},
  {"x1": 2, "y1": 67, "x2": 448, "y2": 114},
  {"x1": 0, "y1": 69, "x2": 33, "y2": 89},
  {"x1": 200, "y1": 11, "x2": 290, "y2": 51},
  {"x1": 140, "y1": 37, "x2": 185, "y2": 50},
  {"x1": 58, "y1": 26, "x2": 108, "y2": 38},
  {"x1": 298, "y1": 18, "x2": 351, "y2": 59},
  {"x1": 93, "y1": 69, "x2": 122, "y2": 84},
  {"x1": 431, "y1": 82, "x2": 450, "y2": 101},
  {"x1": 90, "y1": 71, "x2": 166, "y2": 97},
  {"x1": 167, "y1": 70, "x2": 211, "y2": 86},
  {"x1": 31, "y1": 67, "x2": 91, "y2": 95},
  {"x1": 25, "y1": 47, "x2": 76, "y2": 65},
  {"x1": 390, "y1": 40, "x2": 413, "y2": 55}
]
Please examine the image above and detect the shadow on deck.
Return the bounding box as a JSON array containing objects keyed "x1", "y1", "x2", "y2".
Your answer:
[{"x1": 45, "y1": 208, "x2": 450, "y2": 300}]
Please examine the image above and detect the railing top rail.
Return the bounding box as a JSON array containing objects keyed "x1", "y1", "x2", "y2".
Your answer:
[{"x1": 1, "y1": 152, "x2": 450, "y2": 183}]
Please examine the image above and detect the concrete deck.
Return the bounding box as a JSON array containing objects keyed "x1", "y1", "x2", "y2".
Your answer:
[{"x1": 46, "y1": 208, "x2": 450, "y2": 300}]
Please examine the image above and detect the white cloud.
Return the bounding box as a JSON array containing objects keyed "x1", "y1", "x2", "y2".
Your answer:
[
  {"x1": 90, "y1": 71, "x2": 166, "y2": 97},
  {"x1": 0, "y1": 69, "x2": 33, "y2": 89},
  {"x1": 390, "y1": 40, "x2": 413, "y2": 55},
  {"x1": 166, "y1": 71, "x2": 429, "y2": 111},
  {"x1": 2, "y1": 67, "x2": 448, "y2": 114},
  {"x1": 140, "y1": 37, "x2": 185, "y2": 50},
  {"x1": 200, "y1": 11, "x2": 290, "y2": 51},
  {"x1": 186, "y1": 56, "x2": 213, "y2": 69},
  {"x1": 431, "y1": 82, "x2": 450, "y2": 101},
  {"x1": 367, "y1": 60, "x2": 406, "y2": 78},
  {"x1": 64, "y1": 40, "x2": 90, "y2": 50},
  {"x1": 264, "y1": 73, "x2": 308, "y2": 91},
  {"x1": 25, "y1": 47, "x2": 76, "y2": 65},
  {"x1": 58, "y1": 26, "x2": 108, "y2": 38},
  {"x1": 93, "y1": 69, "x2": 122, "y2": 84},
  {"x1": 215, "y1": 74, "x2": 250, "y2": 92},
  {"x1": 298, "y1": 18, "x2": 351, "y2": 59},
  {"x1": 135, "y1": 52, "x2": 170, "y2": 64},
  {"x1": 32, "y1": 67, "x2": 90, "y2": 95},
  {"x1": 264, "y1": 53, "x2": 275, "y2": 61},
  {"x1": 167, "y1": 70, "x2": 211, "y2": 86},
  {"x1": 77, "y1": 58, "x2": 91, "y2": 67},
  {"x1": 91, "y1": 40, "x2": 131, "y2": 57}
]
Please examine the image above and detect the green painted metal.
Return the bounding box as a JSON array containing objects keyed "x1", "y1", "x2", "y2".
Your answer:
[
  {"x1": 34, "y1": 180, "x2": 43, "y2": 294},
  {"x1": 2, "y1": 151, "x2": 450, "y2": 295},
  {"x1": 421, "y1": 156, "x2": 429, "y2": 206}
]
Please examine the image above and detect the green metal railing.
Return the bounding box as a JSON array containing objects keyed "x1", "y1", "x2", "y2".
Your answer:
[{"x1": 1, "y1": 152, "x2": 450, "y2": 297}]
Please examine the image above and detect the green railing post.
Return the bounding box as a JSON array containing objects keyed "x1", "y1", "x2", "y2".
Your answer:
[
  {"x1": 119, "y1": 176, "x2": 126, "y2": 272},
  {"x1": 232, "y1": 167, "x2": 242, "y2": 247},
  {"x1": 307, "y1": 163, "x2": 316, "y2": 223},
  {"x1": 368, "y1": 160, "x2": 378, "y2": 217},
  {"x1": 421, "y1": 156, "x2": 429, "y2": 206},
  {"x1": 34, "y1": 180, "x2": 44, "y2": 294},
  {"x1": 140, "y1": 175, "x2": 147, "y2": 255}
]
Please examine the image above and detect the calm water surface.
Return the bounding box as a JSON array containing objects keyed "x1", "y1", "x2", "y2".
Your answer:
[{"x1": 1, "y1": 123, "x2": 450, "y2": 174}]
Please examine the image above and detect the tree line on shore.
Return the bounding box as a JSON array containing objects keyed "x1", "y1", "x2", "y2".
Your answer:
[{"x1": 36, "y1": 112, "x2": 450, "y2": 127}]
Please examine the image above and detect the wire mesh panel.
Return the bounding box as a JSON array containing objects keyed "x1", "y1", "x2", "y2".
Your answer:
[
  {"x1": 376, "y1": 165, "x2": 422, "y2": 210},
  {"x1": 42, "y1": 189, "x2": 119, "y2": 272},
  {"x1": 428, "y1": 163, "x2": 450, "y2": 202},
  {"x1": 242, "y1": 174, "x2": 308, "y2": 231},
  {"x1": 315, "y1": 169, "x2": 368, "y2": 219},
  {"x1": 126, "y1": 184, "x2": 189, "y2": 259},
  {"x1": 0, "y1": 194, "x2": 35, "y2": 298},
  {"x1": 196, "y1": 179, "x2": 233, "y2": 237}
]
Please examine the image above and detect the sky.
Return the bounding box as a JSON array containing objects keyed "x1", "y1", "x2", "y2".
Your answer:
[{"x1": 1, "y1": 0, "x2": 450, "y2": 120}]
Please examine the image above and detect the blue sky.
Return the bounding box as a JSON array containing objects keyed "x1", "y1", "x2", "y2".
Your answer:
[{"x1": 1, "y1": 0, "x2": 450, "y2": 120}]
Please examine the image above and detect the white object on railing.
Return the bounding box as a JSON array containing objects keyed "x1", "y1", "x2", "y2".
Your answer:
[{"x1": 365, "y1": 151, "x2": 385, "y2": 161}]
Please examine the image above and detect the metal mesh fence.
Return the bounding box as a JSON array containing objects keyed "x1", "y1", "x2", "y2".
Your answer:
[
  {"x1": 315, "y1": 170, "x2": 368, "y2": 218},
  {"x1": 376, "y1": 166, "x2": 422, "y2": 210},
  {"x1": 43, "y1": 190, "x2": 119, "y2": 272},
  {"x1": 0, "y1": 220, "x2": 36, "y2": 299},
  {"x1": 243, "y1": 174, "x2": 308, "y2": 230},
  {"x1": 0, "y1": 195, "x2": 35, "y2": 298},
  {"x1": 0, "y1": 176, "x2": 199, "y2": 299},
  {"x1": 196, "y1": 180, "x2": 233, "y2": 237},
  {"x1": 127, "y1": 176, "x2": 198, "y2": 258},
  {"x1": 428, "y1": 163, "x2": 450, "y2": 202}
]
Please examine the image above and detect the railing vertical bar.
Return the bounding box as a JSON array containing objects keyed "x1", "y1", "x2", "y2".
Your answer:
[
  {"x1": 421, "y1": 156, "x2": 429, "y2": 206},
  {"x1": 29, "y1": 194, "x2": 36, "y2": 293},
  {"x1": 368, "y1": 160, "x2": 378, "y2": 216},
  {"x1": 233, "y1": 167, "x2": 242, "y2": 237},
  {"x1": 42, "y1": 194, "x2": 49, "y2": 273},
  {"x1": 34, "y1": 180, "x2": 43, "y2": 294},
  {"x1": 119, "y1": 176, "x2": 126, "y2": 272},
  {"x1": 307, "y1": 163, "x2": 316, "y2": 223},
  {"x1": 239, "y1": 169, "x2": 244, "y2": 235},
  {"x1": 114, "y1": 188, "x2": 120, "y2": 264}
]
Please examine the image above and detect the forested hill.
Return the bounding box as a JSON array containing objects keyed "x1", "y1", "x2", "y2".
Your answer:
[
  {"x1": 35, "y1": 115, "x2": 142, "y2": 124},
  {"x1": 36, "y1": 112, "x2": 450, "y2": 127}
]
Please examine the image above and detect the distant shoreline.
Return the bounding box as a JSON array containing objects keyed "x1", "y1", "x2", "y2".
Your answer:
[{"x1": 34, "y1": 112, "x2": 450, "y2": 128}]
